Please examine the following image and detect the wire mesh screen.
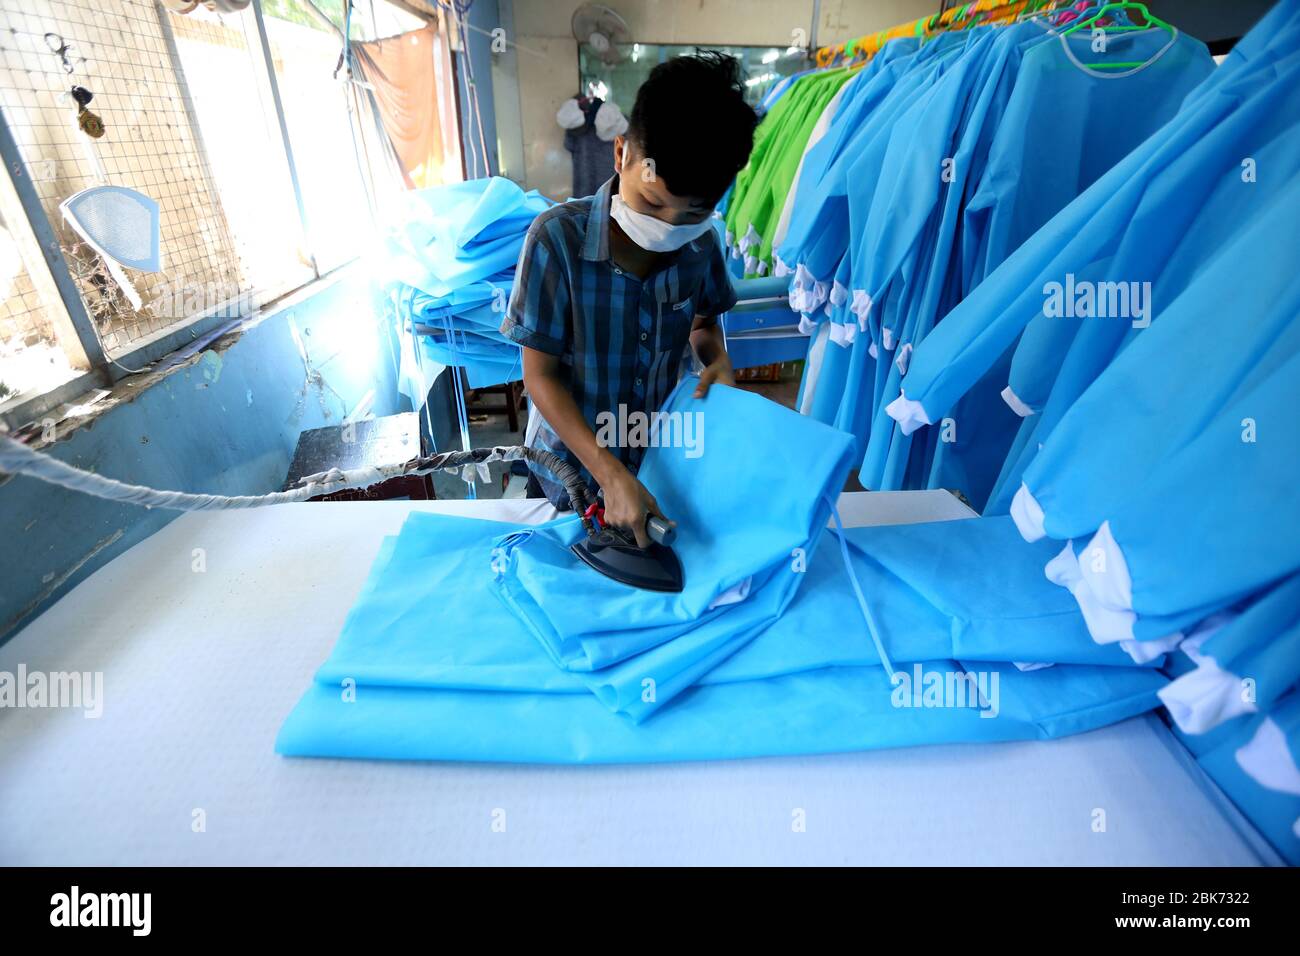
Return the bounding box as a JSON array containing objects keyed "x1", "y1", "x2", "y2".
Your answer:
[{"x1": 0, "y1": 0, "x2": 246, "y2": 355}]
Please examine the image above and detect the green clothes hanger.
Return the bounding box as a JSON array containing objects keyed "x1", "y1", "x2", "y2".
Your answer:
[{"x1": 1060, "y1": 2, "x2": 1176, "y2": 70}]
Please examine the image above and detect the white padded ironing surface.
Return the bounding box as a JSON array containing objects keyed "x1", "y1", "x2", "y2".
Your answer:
[{"x1": 0, "y1": 491, "x2": 1265, "y2": 865}]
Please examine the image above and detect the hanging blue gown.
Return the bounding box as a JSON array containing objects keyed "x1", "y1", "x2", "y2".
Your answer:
[
  {"x1": 886, "y1": 33, "x2": 1287, "y2": 442},
  {"x1": 1068, "y1": 345, "x2": 1300, "y2": 630},
  {"x1": 1158, "y1": 574, "x2": 1300, "y2": 736},
  {"x1": 896, "y1": 28, "x2": 1213, "y2": 506},
  {"x1": 1013, "y1": 171, "x2": 1300, "y2": 546},
  {"x1": 855, "y1": 23, "x2": 1062, "y2": 495},
  {"x1": 774, "y1": 38, "x2": 919, "y2": 274}
]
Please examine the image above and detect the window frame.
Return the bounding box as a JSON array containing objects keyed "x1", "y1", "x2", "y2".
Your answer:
[{"x1": 0, "y1": 0, "x2": 443, "y2": 432}]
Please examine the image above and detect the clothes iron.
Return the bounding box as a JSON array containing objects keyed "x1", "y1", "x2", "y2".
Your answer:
[
  {"x1": 317, "y1": 441, "x2": 687, "y2": 593},
  {"x1": 570, "y1": 503, "x2": 684, "y2": 593}
]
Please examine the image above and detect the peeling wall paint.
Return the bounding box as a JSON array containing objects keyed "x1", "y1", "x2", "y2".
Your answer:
[{"x1": 195, "y1": 350, "x2": 224, "y2": 386}]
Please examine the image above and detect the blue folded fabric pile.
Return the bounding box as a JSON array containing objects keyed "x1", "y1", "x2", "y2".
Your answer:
[
  {"x1": 382, "y1": 177, "x2": 553, "y2": 394},
  {"x1": 278, "y1": 377, "x2": 1167, "y2": 764}
]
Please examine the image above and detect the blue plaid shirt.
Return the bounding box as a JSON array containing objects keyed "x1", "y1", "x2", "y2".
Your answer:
[{"x1": 502, "y1": 175, "x2": 737, "y2": 507}]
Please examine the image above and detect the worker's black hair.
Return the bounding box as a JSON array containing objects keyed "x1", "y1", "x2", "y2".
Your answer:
[{"x1": 625, "y1": 50, "x2": 757, "y2": 204}]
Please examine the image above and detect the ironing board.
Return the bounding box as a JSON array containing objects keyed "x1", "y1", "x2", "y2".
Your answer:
[{"x1": 0, "y1": 492, "x2": 1271, "y2": 865}]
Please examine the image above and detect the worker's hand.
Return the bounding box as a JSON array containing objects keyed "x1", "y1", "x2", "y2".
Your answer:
[
  {"x1": 694, "y1": 355, "x2": 735, "y2": 398},
  {"x1": 599, "y1": 463, "x2": 673, "y2": 549}
]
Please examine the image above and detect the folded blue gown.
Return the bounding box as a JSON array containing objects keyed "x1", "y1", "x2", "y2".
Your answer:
[
  {"x1": 277, "y1": 653, "x2": 1163, "y2": 764},
  {"x1": 842, "y1": 516, "x2": 1148, "y2": 668},
  {"x1": 385, "y1": 180, "x2": 554, "y2": 395},
  {"x1": 302, "y1": 510, "x2": 1150, "y2": 696},
  {"x1": 491, "y1": 377, "x2": 857, "y2": 720},
  {"x1": 277, "y1": 384, "x2": 1166, "y2": 762},
  {"x1": 277, "y1": 505, "x2": 1165, "y2": 762},
  {"x1": 384, "y1": 177, "x2": 553, "y2": 298}
]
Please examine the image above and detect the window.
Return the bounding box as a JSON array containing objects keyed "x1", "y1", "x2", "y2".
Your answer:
[
  {"x1": 0, "y1": 0, "x2": 441, "y2": 425},
  {"x1": 262, "y1": 1, "x2": 379, "y2": 272},
  {"x1": 0, "y1": 205, "x2": 81, "y2": 403},
  {"x1": 258, "y1": 0, "x2": 434, "y2": 270},
  {"x1": 169, "y1": 4, "x2": 314, "y2": 300},
  {"x1": 0, "y1": 0, "x2": 250, "y2": 367}
]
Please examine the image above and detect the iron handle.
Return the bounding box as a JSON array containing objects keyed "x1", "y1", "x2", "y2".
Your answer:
[{"x1": 647, "y1": 515, "x2": 676, "y2": 547}]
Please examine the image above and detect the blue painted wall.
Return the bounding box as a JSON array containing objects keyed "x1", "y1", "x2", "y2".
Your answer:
[{"x1": 0, "y1": 267, "x2": 406, "y2": 643}]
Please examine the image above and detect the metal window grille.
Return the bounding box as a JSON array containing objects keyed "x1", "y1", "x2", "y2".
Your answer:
[{"x1": 0, "y1": 0, "x2": 247, "y2": 356}]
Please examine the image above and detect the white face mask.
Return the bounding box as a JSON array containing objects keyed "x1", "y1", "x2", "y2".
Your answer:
[{"x1": 610, "y1": 194, "x2": 713, "y2": 253}]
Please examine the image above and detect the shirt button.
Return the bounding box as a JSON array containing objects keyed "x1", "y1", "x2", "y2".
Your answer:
[
  {"x1": 639, "y1": 332, "x2": 647, "y2": 341},
  {"x1": 635, "y1": 377, "x2": 643, "y2": 387}
]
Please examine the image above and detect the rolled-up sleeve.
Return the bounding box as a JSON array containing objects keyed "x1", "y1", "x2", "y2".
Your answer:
[
  {"x1": 501, "y1": 218, "x2": 571, "y2": 356},
  {"x1": 692, "y1": 238, "x2": 739, "y2": 327}
]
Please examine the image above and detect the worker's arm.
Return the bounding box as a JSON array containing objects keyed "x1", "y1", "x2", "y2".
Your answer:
[
  {"x1": 522, "y1": 347, "x2": 668, "y2": 548},
  {"x1": 690, "y1": 316, "x2": 735, "y2": 398}
]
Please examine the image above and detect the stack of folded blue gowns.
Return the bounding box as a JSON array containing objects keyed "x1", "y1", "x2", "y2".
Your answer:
[
  {"x1": 278, "y1": 377, "x2": 1166, "y2": 765},
  {"x1": 885, "y1": 0, "x2": 1300, "y2": 863},
  {"x1": 381, "y1": 177, "x2": 553, "y2": 397}
]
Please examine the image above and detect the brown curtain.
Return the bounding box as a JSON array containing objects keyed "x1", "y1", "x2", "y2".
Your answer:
[{"x1": 354, "y1": 24, "x2": 450, "y2": 189}]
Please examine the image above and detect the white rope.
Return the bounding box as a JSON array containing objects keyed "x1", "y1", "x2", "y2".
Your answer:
[{"x1": 0, "y1": 435, "x2": 527, "y2": 512}]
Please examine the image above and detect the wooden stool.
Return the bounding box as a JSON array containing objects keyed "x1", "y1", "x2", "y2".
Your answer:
[{"x1": 466, "y1": 380, "x2": 524, "y2": 433}]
